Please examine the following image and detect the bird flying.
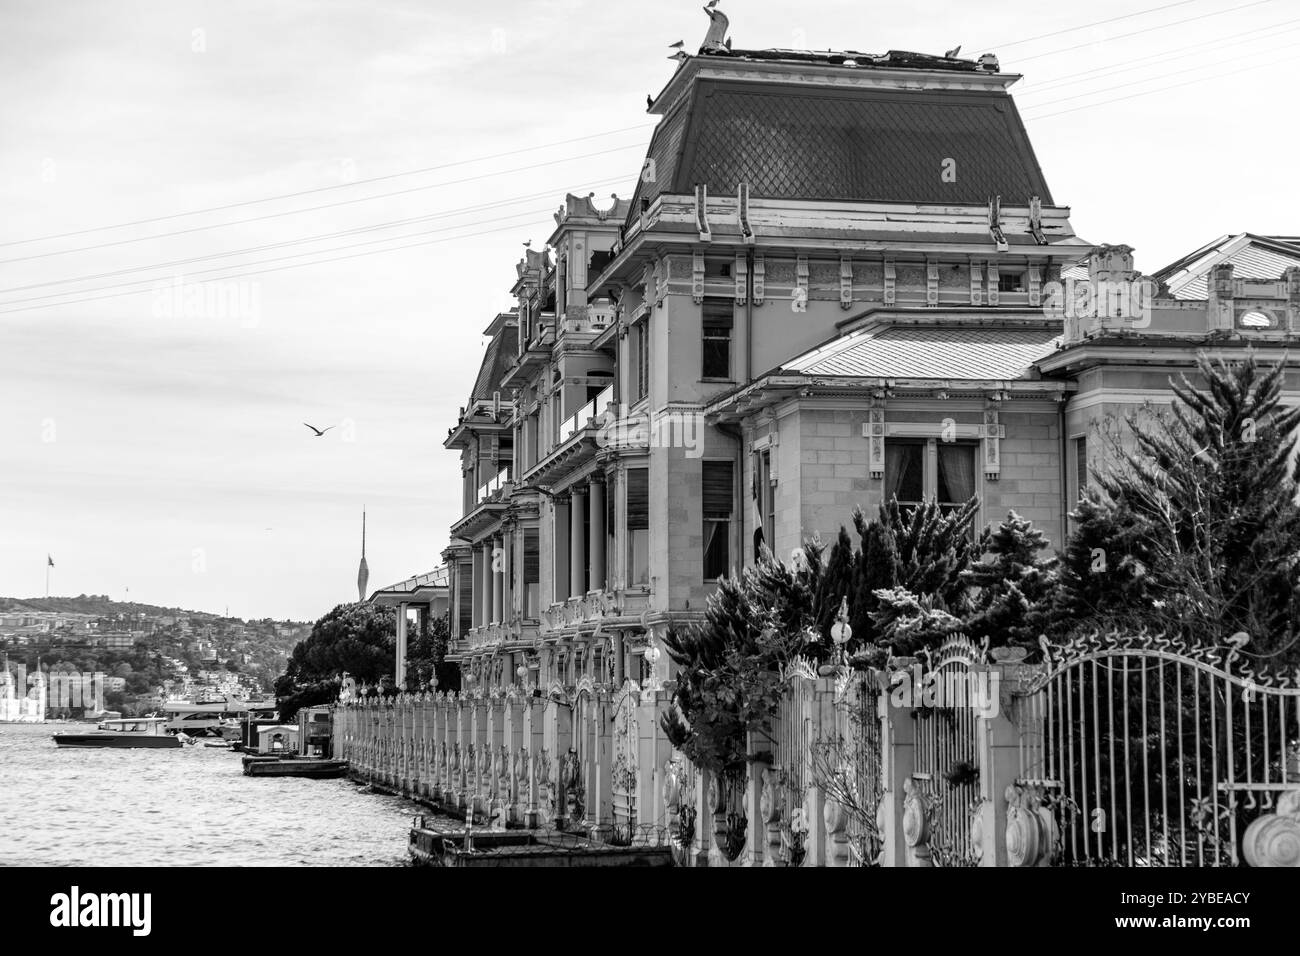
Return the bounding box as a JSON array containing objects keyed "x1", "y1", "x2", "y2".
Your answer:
[
  {"x1": 706, "y1": 0, "x2": 720, "y2": 8},
  {"x1": 945, "y1": 45, "x2": 961, "y2": 57},
  {"x1": 303, "y1": 422, "x2": 336, "y2": 437},
  {"x1": 669, "y1": 40, "x2": 684, "y2": 49}
]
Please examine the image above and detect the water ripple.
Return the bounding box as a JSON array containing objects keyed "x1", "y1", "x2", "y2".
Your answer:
[{"x1": 0, "y1": 724, "x2": 416, "y2": 866}]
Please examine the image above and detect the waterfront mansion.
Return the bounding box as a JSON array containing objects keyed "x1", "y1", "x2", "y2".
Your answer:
[{"x1": 431, "y1": 37, "x2": 1300, "y2": 694}]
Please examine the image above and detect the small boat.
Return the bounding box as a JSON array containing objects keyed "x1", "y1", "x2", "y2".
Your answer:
[
  {"x1": 52, "y1": 717, "x2": 184, "y2": 749},
  {"x1": 241, "y1": 756, "x2": 348, "y2": 779}
]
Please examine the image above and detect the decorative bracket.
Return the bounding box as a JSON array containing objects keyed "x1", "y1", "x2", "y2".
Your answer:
[
  {"x1": 1027, "y1": 264, "x2": 1042, "y2": 307},
  {"x1": 795, "y1": 255, "x2": 809, "y2": 304},
  {"x1": 840, "y1": 256, "x2": 853, "y2": 309},
  {"x1": 983, "y1": 404, "x2": 1004, "y2": 480},
  {"x1": 1028, "y1": 195, "x2": 1047, "y2": 245},
  {"x1": 734, "y1": 253, "x2": 747, "y2": 307},
  {"x1": 988, "y1": 195, "x2": 1008, "y2": 251},
  {"x1": 753, "y1": 255, "x2": 766, "y2": 306},
  {"x1": 867, "y1": 401, "x2": 886, "y2": 479},
  {"x1": 926, "y1": 259, "x2": 939, "y2": 306},
  {"x1": 883, "y1": 259, "x2": 896, "y2": 306},
  {"x1": 969, "y1": 258, "x2": 983, "y2": 306},
  {"x1": 695, "y1": 184, "x2": 710, "y2": 241},
  {"x1": 691, "y1": 253, "x2": 705, "y2": 304},
  {"x1": 987, "y1": 259, "x2": 1000, "y2": 307},
  {"x1": 737, "y1": 181, "x2": 753, "y2": 243}
]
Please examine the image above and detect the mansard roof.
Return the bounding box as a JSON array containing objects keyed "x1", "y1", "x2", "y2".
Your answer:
[
  {"x1": 627, "y1": 70, "x2": 1053, "y2": 221},
  {"x1": 469, "y1": 325, "x2": 517, "y2": 402}
]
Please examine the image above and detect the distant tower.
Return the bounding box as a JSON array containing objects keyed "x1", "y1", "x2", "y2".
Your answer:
[{"x1": 356, "y1": 510, "x2": 370, "y2": 603}]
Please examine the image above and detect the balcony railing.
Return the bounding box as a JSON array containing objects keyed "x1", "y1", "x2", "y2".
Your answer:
[
  {"x1": 476, "y1": 468, "x2": 510, "y2": 502},
  {"x1": 557, "y1": 384, "x2": 613, "y2": 445}
]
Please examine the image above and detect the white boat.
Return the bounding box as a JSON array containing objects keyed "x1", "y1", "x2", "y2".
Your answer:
[{"x1": 52, "y1": 717, "x2": 186, "y2": 749}]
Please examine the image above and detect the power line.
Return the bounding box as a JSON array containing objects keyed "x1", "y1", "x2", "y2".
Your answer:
[
  {"x1": 0, "y1": 141, "x2": 646, "y2": 265},
  {"x1": 0, "y1": 220, "x2": 553, "y2": 314},
  {"x1": 973, "y1": 0, "x2": 1206, "y2": 52},
  {"x1": 0, "y1": 208, "x2": 556, "y2": 308},
  {"x1": 0, "y1": 123, "x2": 656, "y2": 247},
  {"x1": 0, "y1": 176, "x2": 626, "y2": 295},
  {"x1": 1018, "y1": 37, "x2": 1300, "y2": 110},
  {"x1": 1012, "y1": 0, "x2": 1279, "y2": 65},
  {"x1": 1022, "y1": 49, "x2": 1294, "y2": 119},
  {"x1": 1015, "y1": 15, "x2": 1300, "y2": 94}
]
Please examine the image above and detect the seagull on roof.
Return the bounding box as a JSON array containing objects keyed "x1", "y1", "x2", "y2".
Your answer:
[
  {"x1": 668, "y1": 40, "x2": 684, "y2": 50},
  {"x1": 303, "y1": 422, "x2": 335, "y2": 437},
  {"x1": 646, "y1": 93, "x2": 653, "y2": 108},
  {"x1": 945, "y1": 45, "x2": 961, "y2": 57}
]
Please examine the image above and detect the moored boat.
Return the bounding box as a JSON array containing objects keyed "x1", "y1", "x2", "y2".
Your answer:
[
  {"x1": 241, "y1": 756, "x2": 348, "y2": 778},
  {"x1": 52, "y1": 717, "x2": 184, "y2": 749}
]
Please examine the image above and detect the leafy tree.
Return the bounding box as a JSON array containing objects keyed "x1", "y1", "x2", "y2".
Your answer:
[
  {"x1": 276, "y1": 601, "x2": 396, "y2": 693},
  {"x1": 661, "y1": 548, "x2": 825, "y2": 777},
  {"x1": 405, "y1": 612, "x2": 460, "y2": 693}
]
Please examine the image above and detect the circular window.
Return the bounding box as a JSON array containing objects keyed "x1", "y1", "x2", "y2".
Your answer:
[{"x1": 1239, "y1": 311, "x2": 1275, "y2": 329}]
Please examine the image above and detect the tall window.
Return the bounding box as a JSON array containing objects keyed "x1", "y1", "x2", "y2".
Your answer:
[
  {"x1": 634, "y1": 319, "x2": 649, "y2": 403},
  {"x1": 753, "y1": 449, "x2": 775, "y2": 562},
  {"x1": 702, "y1": 298, "x2": 733, "y2": 380},
  {"x1": 457, "y1": 560, "x2": 474, "y2": 636},
  {"x1": 703, "y1": 460, "x2": 734, "y2": 580},
  {"x1": 885, "y1": 439, "x2": 977, "y2": 517},
  {"x1": 626, "y1": 468, "x2": 649, "y2": 585},
  {"x1": 523, "y1": 529, "x2": 540, "y2": 619}
]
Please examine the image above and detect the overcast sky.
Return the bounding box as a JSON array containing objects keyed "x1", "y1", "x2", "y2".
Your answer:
[{"x1": 1, "y1": 0, "x2": 1296, "y2": 622}]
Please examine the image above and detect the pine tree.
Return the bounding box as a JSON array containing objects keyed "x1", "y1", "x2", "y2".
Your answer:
[
  {"x1": 962, "y1": 511, "x2": 1057, "y2": 647},
  {"x1": 1054, "y1": 350, "x2": 1300, "y2": 664},
  {"x1": 813, "y1": 526, "x2": 855, "y2": 654},
  {"x1": 849, "y1": 507, "x2": 899, "y2": 647}
]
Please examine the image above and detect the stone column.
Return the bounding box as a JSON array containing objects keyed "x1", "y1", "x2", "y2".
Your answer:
[
  {"x1": 588, "y1": 478, "x2": 605, "y2": 593},
  {"x1": 492, "y1": 534, "x2": 504, "y2": 625},
  {"x1": 503, "y1": 527, "x2": 515, "y2": 623},
  {"x1": 570, "y1": 486, "x2": 586, "y2": 599},
  {"x1": 395, "y1": 601, "x2": 409, "y2": 690},
  {"x1": 480, "y1": 542, "x2": 492, "y2": 628}
]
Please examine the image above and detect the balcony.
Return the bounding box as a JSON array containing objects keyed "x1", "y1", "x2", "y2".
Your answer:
[
  {"x1": 477, "y1": 467, "x2": 511, "y2": 503},
  {"x1": 557, "y1": 384, "x2": 613, "y2": 445},
  {"x1": 539, "y1": 587, "x2": 651, "y2": 635},
  {"x1": 465, "y1": 622, "x2": 509, "y2": 650}
]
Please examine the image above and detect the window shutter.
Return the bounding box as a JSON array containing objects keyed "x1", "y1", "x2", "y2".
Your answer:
[
  {"x1": 702, "y1": 460, "x2": 734, "y2": 519},
  {"x1": 702, "y1": 297, "x2": 734, "y2": 327},
  {"x1": 457, "y1": 561, "x2": 474, "y2": 631},
  {"x1": 523, "y1": 529, "x2": 539, "y2": 583},
  {"x1": 626, "y1": 468, "x2": 649, "y2": 530}
]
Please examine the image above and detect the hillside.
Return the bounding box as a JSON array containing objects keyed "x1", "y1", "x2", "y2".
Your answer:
[{"x1": 0, "y1": 594, "x2": 223, "y2": 620}]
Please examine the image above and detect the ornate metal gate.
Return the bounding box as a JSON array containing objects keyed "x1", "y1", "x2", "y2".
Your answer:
[
  {"x1": 909, "y1": 635, "x2": 987, "y2": 865},
  {"x1": 1012, "y1": 632, "x2": 1300, "y2": 867},
  {"x1": 611, "y1": 681, "x2": 639, "y2": 827}
]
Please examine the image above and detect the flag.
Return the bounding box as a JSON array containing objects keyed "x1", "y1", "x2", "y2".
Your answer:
[{"x1": 47, "y1": 555, "x2": 54, "y2": 568}]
